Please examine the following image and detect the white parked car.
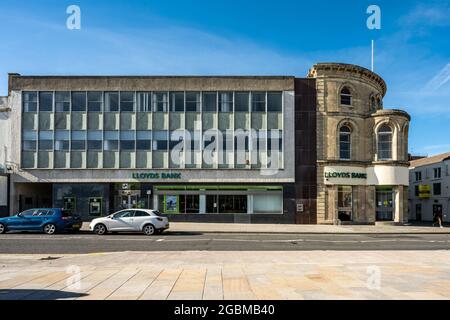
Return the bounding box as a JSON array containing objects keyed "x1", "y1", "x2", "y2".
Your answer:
[{"x1": 89, "y1": 209, "x2": 169, "y2": 236}]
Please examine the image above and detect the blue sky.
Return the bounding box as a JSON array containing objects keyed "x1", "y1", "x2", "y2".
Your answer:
[{"x1": 0, "y1": 0, "x2": 449, "y2": 156}]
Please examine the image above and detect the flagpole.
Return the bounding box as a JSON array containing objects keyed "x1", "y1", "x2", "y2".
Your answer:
[{"x1": 371, "y1": 40, "x2": 374, "y2": 72}]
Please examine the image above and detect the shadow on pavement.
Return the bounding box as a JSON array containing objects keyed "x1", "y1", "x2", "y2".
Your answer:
[{"x1": 0, "y1": 289, "x2": 88, "y2": 300}]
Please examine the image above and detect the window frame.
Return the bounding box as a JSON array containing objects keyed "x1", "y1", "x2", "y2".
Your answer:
[
  {"x1": 339, "y1": 125, "x2": 352, "y2": 160},
  {"x1": 340, "y1": 87, "x2": 353, "y2": 106}
]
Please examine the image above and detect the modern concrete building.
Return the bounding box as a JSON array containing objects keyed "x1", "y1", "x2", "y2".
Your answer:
[
  {"x1": 409, "y1": 152, "x2": 450, "y2": 223},
  {"x1": 0, "y1": 63, "x2": 411, "y2": 224}
]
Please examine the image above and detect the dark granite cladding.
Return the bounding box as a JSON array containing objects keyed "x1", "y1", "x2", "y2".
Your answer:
[{"x1": 294, "y1": 78, "x2": 317, "y2": 224}]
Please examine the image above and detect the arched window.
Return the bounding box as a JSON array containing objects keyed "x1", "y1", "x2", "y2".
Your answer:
[
  {"x1": 377, "y1": 97, "x2": 382, "y2": 109},
  {"x1": 378, "y1": 124, "x2": 393, "y2": 160},
  {"x1": 340, "y1": 87, "x2": 352, "y2": 106},
  {"x1": 339, "y1": 125, "x2": 352, "y2": 160}
]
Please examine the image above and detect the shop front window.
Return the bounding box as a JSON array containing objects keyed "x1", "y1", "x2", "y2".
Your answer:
[
  {"x1": 338, "y1": 186, "x2": 353, "y2": 222},
  {"x1": 376, "y1": 188, "x2": 395, "y2": 221}
]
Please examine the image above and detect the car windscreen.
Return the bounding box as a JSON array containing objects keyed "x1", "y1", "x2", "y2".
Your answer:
[{"x1": 152, "y1": 210, "x2": 163, "y2": 217}]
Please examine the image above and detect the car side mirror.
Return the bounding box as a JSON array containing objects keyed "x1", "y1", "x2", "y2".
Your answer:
[{"x1": 17, "y1": 213, "x2": 23, "y2": 218}]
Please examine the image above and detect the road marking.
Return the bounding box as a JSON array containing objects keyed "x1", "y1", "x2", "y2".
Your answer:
[{"x1": 156, "y1": 239, "x2": 164, "y2": 242}]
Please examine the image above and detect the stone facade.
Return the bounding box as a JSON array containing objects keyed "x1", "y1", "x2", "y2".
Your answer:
[{"x1": 308, "y1": 63, "x2": 410, "y2": 224}]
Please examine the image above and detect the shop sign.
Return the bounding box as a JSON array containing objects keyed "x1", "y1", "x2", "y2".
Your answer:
[
  {"x1": 324, "y1": 172, "x2": 367, "y2": 179},
  {"x1": 132, "y1": 172, "x2": 182, "y2": 180},
  {"x1": 418, "y1": 185, "x2": 431, "y2": 199}
]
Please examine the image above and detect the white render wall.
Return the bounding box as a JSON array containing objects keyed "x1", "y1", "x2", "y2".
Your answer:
[
  {"x1": 409, "y1": 159, "x2": 450, "y2": 222},
  {"x1": 0, "y1": 96, "x2": 11, "y2": 171}
]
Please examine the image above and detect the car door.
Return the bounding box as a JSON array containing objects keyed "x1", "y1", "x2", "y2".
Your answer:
[
  {"x1": 6, "y1": 210, "x2": 36, "y2": 230},
  {"x1": 132, "y1": 210, "x2": 151, "y2": 231},
  {"x1": 108, "y1": 210, "x2": 136, "y2": 231},
  {"x1": 15, "y1": 209, "x2": 38, "y2": 230},
  {"x1": 29, "y1": 209, "x2": 52, "y2": 230}
]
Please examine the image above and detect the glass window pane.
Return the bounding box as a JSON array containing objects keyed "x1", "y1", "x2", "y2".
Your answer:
[
  {"x1": 23, "y1": 92, "x2": 37, "y2": 112},
  {"x1": 39, "y1": 92, "x2": 53, "y2": 112},
  {"x1": 153, "y1": 131, "x2": 168, "y2": 140},
  {"x1": 153, "y1": 92, "x2": 168, "y2": 112},
  {"x1": 267, "y1": 92, "x2": 282, "y2": 112},
  {"x1": 153, "y1": 140, "x2": 168, "y2": 150},
  {"x1": 39, "y1": 140, "x2": 53, "y2": 150},
  {"x1": 71, "y1": 131, "x2": 86, "y2": 140},
  {"x1": 219, "y1": 92, "x2": 233, "y2": 112},
  {"x1": 170, "y1": 92, "x2": 184, "y2": 112},
  {"x1": 104, "y1": 131, "x2": 119, "y2": 140},
  {"x1": 120, "y1": 92, "x2": 135, "y2": 112},
  {"x1": 104, "y1": 140, "x2": 118, "y2": 151},
  {"x1": 88, "y1": 91, "x2": 103, "y2": 112},
  {"x1": 39, "y1": 131, "x2": 53, "y2": 140},
  {"x1": 105, "y1": 92, "x2": 119, "y2": 112},
  {"x1": 203, "y1": 92, "x2": 217, "y2": 112},
  {"x1": 72, "y1": 92, "x2": 87, "y2": 111},
  {"x1": 137, "y1": 131, "x2": 152, "y2": 140},
  {"x1": 55, "y1": 91, "x2": 70, "y2": 112},
  {"x1": 120, "y1": 140, "x2": 135, "y2": 150},
  {"x1": 235, "y1": 92, "x2": 249, "y2": 112},
  {"x1": 71, "y1": 140, "x2": 85, "y2": 150},
  {"x1": 120, "y1": 131, "x2": 135, "y2": 140},
  {"x1": 23, "y1": 141, "x2": 37, "y2": 150},
  {"x1": 88, "y1": 140, "x2": 103, "y2": 150},
  {"x1": 252, "y1": 92, "x2": 266, "y2": 112},
  {"x1": 137, "y1": 92, "x2": 150, "y2": 112},
  {"x1": 23, "y1": 130, "x2": 37, "y2": 140},
  {"x1": 55, "y1": 130, "x2": 70, "y2": 140},
  {"x1": 186, "y1": 92, "x2": 200, "y2": 112},
  {"x1": 87, "y1": 131, "x2": 102, "y2": 140},
  {"x1": 136, "y1": 140, "x2": 151, "y2": 150},
  {"x1": 55, "y1": 140, "x2": 69, "y2": 151}
]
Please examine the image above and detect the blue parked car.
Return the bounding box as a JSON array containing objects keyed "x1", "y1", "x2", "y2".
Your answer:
[{"x1": 0, "y1": 208, "x2": 82, "y2": 235}]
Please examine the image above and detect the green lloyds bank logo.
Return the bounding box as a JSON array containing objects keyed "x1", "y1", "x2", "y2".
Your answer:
[
  {"x1": 324, "y1": 172, "x2": 367, "y2": 179},
  {"x1": 132, "y1": 172, "x2": 182, "y2": 179}
]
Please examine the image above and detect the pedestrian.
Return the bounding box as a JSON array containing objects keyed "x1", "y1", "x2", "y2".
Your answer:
[{"x1": 432, "y1": 208, "x2": 444, "y2": 228}]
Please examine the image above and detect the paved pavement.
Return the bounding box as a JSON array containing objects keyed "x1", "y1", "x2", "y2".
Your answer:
[
  {"x1": 81, "y1": 221, "x2": 450, "y2": 234},
  {"x1": 1, "y1": 251, "x2": 450, "y2": 300},
  {"x1": 1, "y1": 232, "x2": 450, "y2": 253}
]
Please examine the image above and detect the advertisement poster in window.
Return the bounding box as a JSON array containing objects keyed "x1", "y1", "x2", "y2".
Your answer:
[{"x1": 164, "y1": 195, "x2": 179, "y2": 214}]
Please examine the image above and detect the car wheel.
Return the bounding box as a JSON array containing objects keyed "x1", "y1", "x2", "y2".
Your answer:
[
  {"x1": 94, "y1": 224, "x2": 107, "y2": 235},
  {"x1": 143, "y1": 224, "x2": 155, "y2": 236},
  {"x1": 43, "y1": 223, "x2": 57, "y2": 235},
  {"x1": 0, "y1": 223, "x2": 6, "y2": 234}
]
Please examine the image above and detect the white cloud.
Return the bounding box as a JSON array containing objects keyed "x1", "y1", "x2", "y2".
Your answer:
[
  {"x1": 423, "y1": 63, "x2": 450, "y2": 92},
  {"x1": 400, "y1": 3, "x2": 450, "y2": 27}
]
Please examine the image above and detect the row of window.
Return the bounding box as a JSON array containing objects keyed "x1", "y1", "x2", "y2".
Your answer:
[
  {"x1": 339, "y1": 86, "x2": 383, "y2": 110},
  {"x1": 414, "y1": 168, "x2": 442, "y2": 181},
  {"x1": 23, "y1": 91, "x2": 283, "y2": 113},
  {"x1": 22, "y1": 130, "x2": 283, "y2": 152},
  {"x1": 339, "y1": 124, "x2": 393, "y2": 161}
]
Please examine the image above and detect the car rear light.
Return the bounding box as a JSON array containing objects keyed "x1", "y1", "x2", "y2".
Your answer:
[
  {"x1": 61, "y1": 216, "x2": 71, "y2": 220},
  {"x1": 156, "y1": 217, "x2": 164, "y2": 221}
]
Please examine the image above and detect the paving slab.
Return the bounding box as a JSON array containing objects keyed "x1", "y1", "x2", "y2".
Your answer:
[{"x1": 0, "y1": 251, "x2": 450, "y2": 300}]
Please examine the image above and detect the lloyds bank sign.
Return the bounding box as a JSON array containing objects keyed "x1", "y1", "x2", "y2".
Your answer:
[
  {"x1": 324, "y1": 171, "x2": 368, "y2": 179},
  {"x1": 132, "y1": 172, "x2": 182, "y2": 180}
]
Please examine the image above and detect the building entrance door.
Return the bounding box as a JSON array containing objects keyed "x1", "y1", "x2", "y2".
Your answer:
[
  {"x1": 121, "y1": 194, "x2": 139, "y2": 209},
  {"x1": 376, "y1": 189, "x2": 395, "y2": 221}
]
